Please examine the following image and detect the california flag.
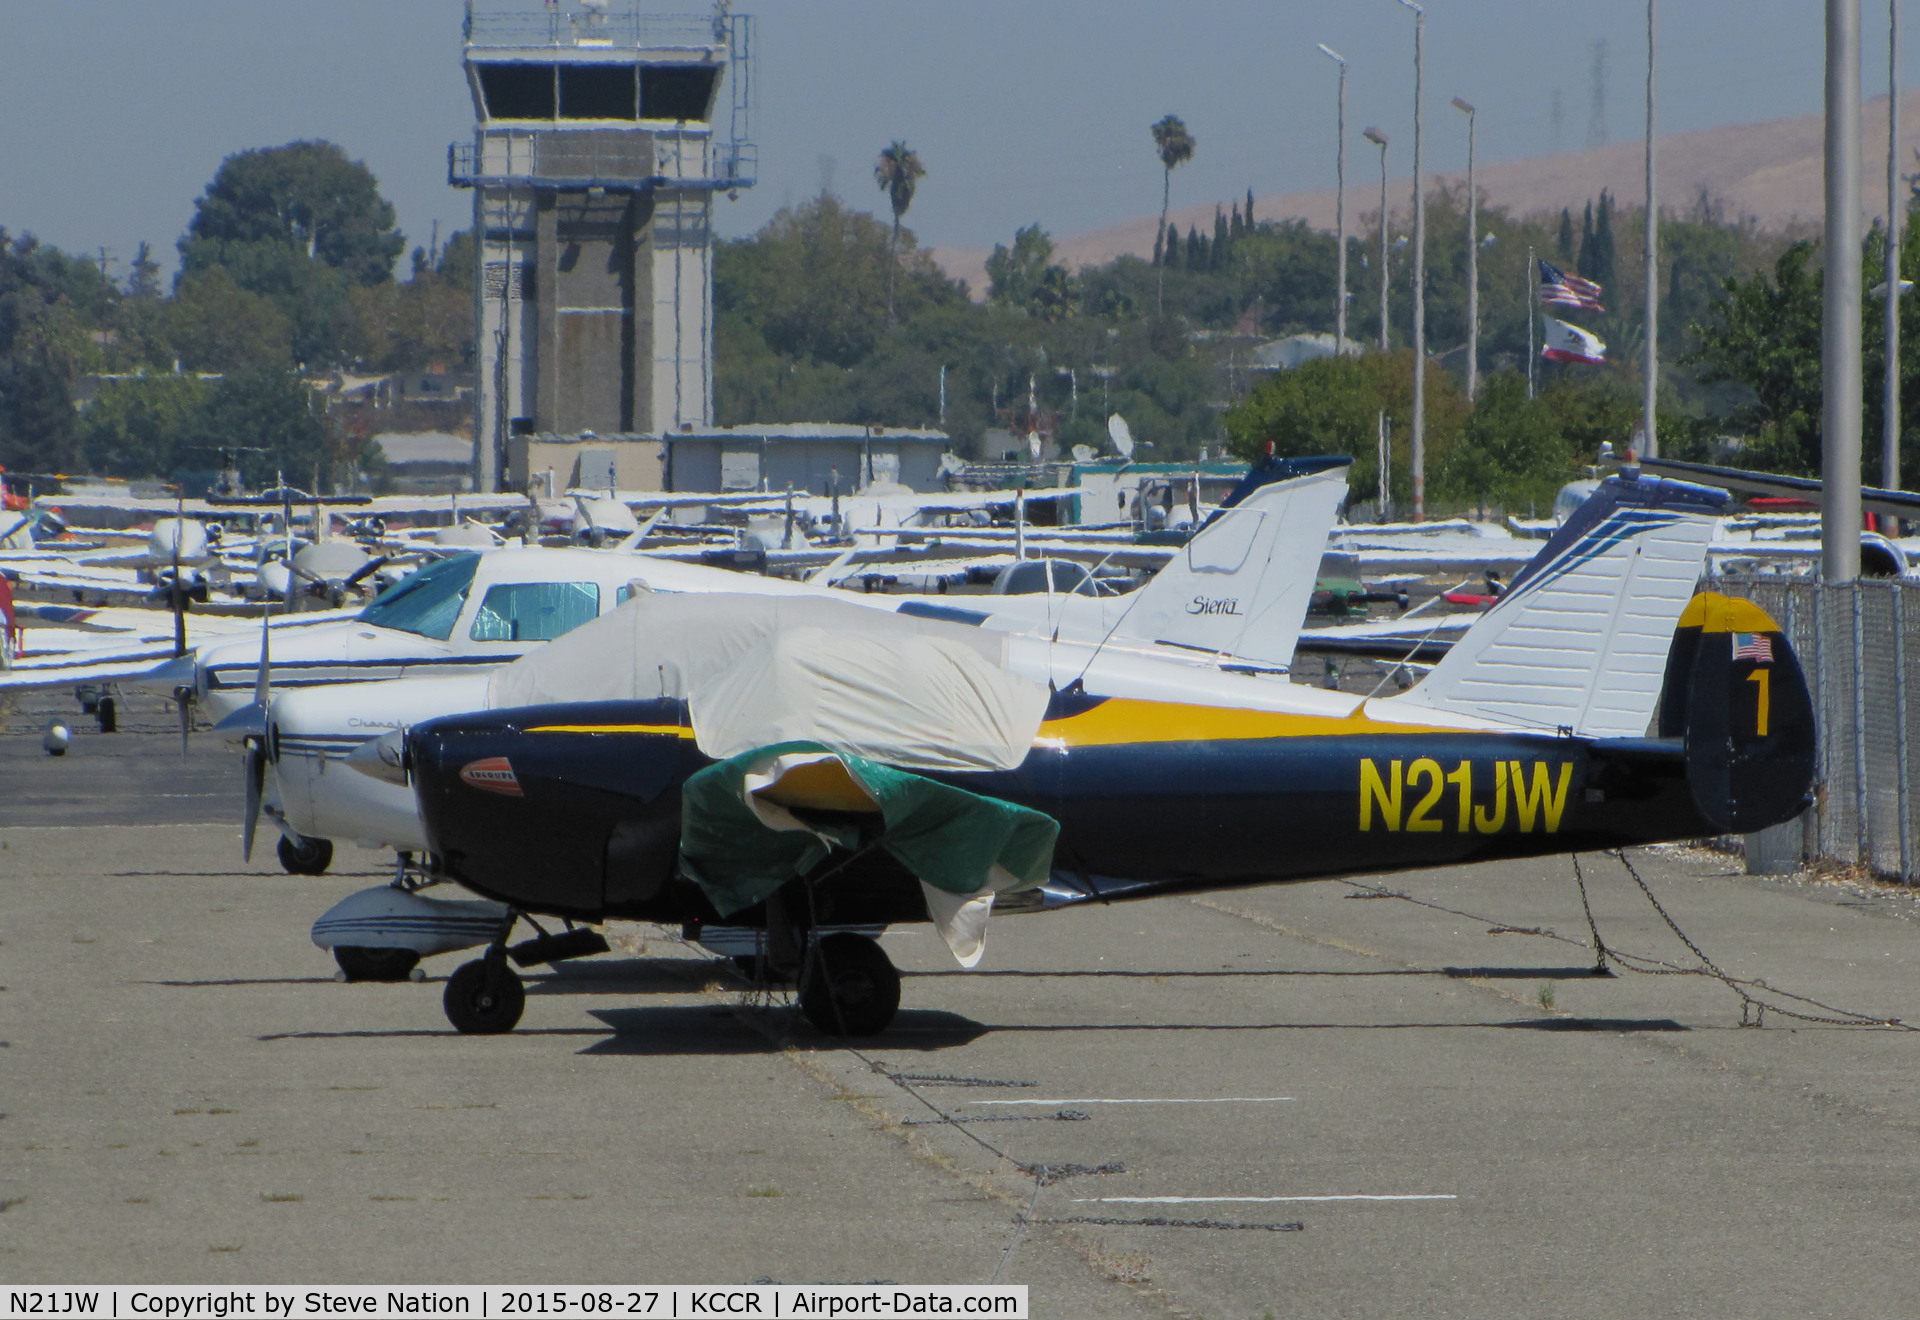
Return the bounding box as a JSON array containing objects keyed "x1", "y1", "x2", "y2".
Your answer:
[{"x1": 1542, "y1": 316, "x2": 1607, "y2": 366}]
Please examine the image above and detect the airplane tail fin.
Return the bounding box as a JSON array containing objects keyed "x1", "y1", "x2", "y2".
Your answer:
[
  {"x1": 1653, "y1": 592, "x2": 1815, "y2": 832},
  {"x1": 1391, "y1": 474, "x2": 1729, "y2": 737},
  {"x1": 1105, "y1": 455, "x2": 1351, "y2": 667}
]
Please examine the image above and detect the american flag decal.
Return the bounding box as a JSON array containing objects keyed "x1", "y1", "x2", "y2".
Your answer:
[{"x1": 1732, "y1": 633, "x2": 1774, "y2": 663}]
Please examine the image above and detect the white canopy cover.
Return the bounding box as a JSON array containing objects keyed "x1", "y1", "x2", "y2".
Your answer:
[{"x1": 488, "y1": 592, "x2": 1049, "y2": 772}]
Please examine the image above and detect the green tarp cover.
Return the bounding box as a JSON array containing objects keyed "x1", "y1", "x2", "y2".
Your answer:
[{"x1": 678, "y1": 740, "x2": 1059, "y2": 919}]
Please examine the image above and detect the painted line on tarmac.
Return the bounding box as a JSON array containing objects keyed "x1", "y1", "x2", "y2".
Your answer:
[
  {"x1": 969, "y1": 1096, "x2": 1295, "y2": 1106},
  {"x1": 1076, "y1": 1194, "x2": 1457, "y2": 1203}
]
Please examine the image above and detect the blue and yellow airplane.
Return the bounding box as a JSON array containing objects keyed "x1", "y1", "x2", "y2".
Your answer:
[{"x1": 399, "y1": 473, "x2": 1815, "y2": 1036}]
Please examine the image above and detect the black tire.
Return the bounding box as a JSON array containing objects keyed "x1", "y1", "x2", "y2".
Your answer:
[
  {"x1": 443, "y1": 958, "x2": 525, "y2": 1034},
  {"x1": 96, "y1": 697, "x2": 116, "y2": 733},
  {"x1": 799, "y1": 933, "x2": 901, "y2": 1037},
  {"x1": 333, "y1": 946, "x2": 421, "y2": 983},
  {"x1": 277, "y1": 834, "x2": 334, "y2": 876}
]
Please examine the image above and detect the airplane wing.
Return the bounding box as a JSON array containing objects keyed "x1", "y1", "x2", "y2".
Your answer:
[
  {"x1": 1636, "y1": 456, "x2": 1920, "y2": 520},
  {"x1": 678, "y1": 611, "x2": 1056, "y2": 968}
]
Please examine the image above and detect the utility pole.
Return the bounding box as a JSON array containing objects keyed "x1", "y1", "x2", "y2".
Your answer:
[
  {"x1": 1825, "y1": 0, "x2": 1863, "y2": 583},
  {"x1": 1398, "y1": 0, "x2": 1427, "y2": 521},
  {"x1": 1453, "y1": 97, "x2": 1478, "y2": 401},
  {"x1": 1643, "y1": 0, "x2": 1660, "y2": 458},
  {"x1": 1321, "y1": 44, "x2": 1350, "y2": 355},
  {"x1": 1886, "y1": 0, "x2": 1903, "y2": 492},
  {"x1": 1365, "y1": 128, "x2": 1390, "y2": 351}
]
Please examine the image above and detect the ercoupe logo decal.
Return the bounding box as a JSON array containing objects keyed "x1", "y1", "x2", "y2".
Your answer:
[
  {"x1": 1187, "y1": 596, "x2": 1244, "y2": 616},
  {"x1": 460, "y1": 757, "x2": 523, "y2": 797},
  {"x1": 1358, "y1": 758, "x2": 1572, "y2": 834}
]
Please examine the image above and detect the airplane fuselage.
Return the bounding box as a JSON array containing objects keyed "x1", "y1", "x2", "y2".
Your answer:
[{"x1": 408, "y1": 694, "x2": 1719, "y2": 930}]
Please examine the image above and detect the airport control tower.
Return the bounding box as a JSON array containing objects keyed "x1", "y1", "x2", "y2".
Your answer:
[{"x1": 451, "y1": 2, "x2": 755, "y2": 491}]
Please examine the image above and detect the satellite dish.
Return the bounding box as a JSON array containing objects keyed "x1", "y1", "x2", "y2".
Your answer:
[
  {"x1": 1027, "y1": 431, "x2": 1043, "y2": 461},
  {"x1": 1107, "y1": 414, "x2": 1135, "y2": 459},
  {"x1": 1071, "y1": 444, "x2": 1097, "y2": 464}
]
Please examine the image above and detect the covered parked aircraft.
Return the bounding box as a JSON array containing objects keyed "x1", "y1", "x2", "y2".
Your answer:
[
  {"x1": 240, "y1": 457, "x2": 1352, "y2": 889},
  {"x1": 369, "y1": 473, "x2": 1814, "y2": 1036}
]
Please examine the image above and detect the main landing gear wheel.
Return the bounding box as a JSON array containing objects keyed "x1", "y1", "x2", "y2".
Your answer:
[
  {"x1": 443, "y1": 957, "x2": 525, "y2": 1034},
  {"x1": 278, "y1": 834, "x2": 333, "y2": 876},
  {"x1": 333, "y1": 946, "x2": 421, "y2": 982},
  {"x1": 799, "y1": 933, "x2": 901, "y2": 1037}
]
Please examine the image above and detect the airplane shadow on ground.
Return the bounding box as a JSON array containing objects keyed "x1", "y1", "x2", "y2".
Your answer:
[{"x1": 578, "y1": 1005, "x2": 991, "y2": 1056}]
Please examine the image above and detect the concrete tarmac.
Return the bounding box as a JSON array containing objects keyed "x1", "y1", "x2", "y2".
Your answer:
[{"x1": 3, "y1": 712, "x2": 1919, "y2": 1316}]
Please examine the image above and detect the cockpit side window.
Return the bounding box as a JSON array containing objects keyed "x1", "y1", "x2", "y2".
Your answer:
[
  {"x1": 469, "y1": 581, "x2": 601, "y2": 643},
  {"x1": 358, "y1": 554, "x2": 480, "y2": 640}
]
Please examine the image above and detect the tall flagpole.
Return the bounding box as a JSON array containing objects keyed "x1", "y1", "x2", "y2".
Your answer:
[
  {"x1": 1825, "y1": 0, "x2": 1863, "y2": 584},
  {"x1": 1321, "y1": 46, "x2": 1350, "y2": 355},
  {"x1": 1454, "y1": 98, "x2": 1478, "y2": 401},
  {"x1": 1527, "y1": 245, "x2": 1537, "y2": 399},
  {"x1": 1399, "y1": 0, "x2": 1427, "y2": 522},
  {"x1": 1643, "y1": 0, "x2": 1659, "y2": 458},
  {"x1": 1366, "y1": 128, "x2": 1390, "y2": 350},
  {"x1": 1886, "y1": 0, "x2": 1902, "y2": 492}
]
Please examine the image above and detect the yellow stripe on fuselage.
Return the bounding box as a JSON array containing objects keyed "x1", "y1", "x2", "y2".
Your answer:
[
  {"x1": 1036, "y1": 698, "x2": 1464, "y2": 747},
  {"x1": 527, "y1": 705, "x2": 1475, "y2": 751},
  {"x1": 526, "y1": 723, "x2": 696, "y2": 738}
]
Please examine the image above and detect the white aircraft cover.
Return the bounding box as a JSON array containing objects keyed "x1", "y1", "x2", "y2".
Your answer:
[
  {"x1": 689, "y1": 623, "x2": 1050, "y2": 774},
  {"x1": 487, "y1": 591, "x2": 1047, "y2": 775}
]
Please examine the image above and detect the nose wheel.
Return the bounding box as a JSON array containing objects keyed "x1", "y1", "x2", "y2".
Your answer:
[
  {"x1": 443, "y1": 954, "x2": 525, "y2": 1034},
  {"x1": 278, "y1": 834, "x2": 333, "y2": 876},
  {"x1": 799, "y1": 933, "x2": 900, "y2": 1036}
]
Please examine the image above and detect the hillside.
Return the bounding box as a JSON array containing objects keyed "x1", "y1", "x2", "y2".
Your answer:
[{"x1": 933, "y1": 91, "x2": 1919, "y2": 294}]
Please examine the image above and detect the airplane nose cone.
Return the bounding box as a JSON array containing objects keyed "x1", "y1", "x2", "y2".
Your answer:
[
  {"x1": 345, "y1": 730, "x2": 410, "y2": 786},
  {"x1": 136, "y1": 653, "x2": 197, "y2": 697},
  {"x1": 212, "y1": 704, "x2": 268, "y2": 745}
]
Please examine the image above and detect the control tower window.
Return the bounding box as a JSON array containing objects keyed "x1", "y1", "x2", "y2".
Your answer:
[
  {"x1": 479, "y1": 63, "x2": 555, "y2": 120},
  {"x1": 642, "y1": 66, "x2": 717, "y2": 122},
  {"x1": 560, "y1": 65, "x2": 638, "y2": 120}
]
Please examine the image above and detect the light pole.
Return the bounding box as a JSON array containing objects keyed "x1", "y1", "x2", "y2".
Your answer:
[
  {"x1": 1452, "y1": 97, "x2": 1477, "y2": 401},
  {"x1": 1320, "y1": 44, "x2": 1350, "y2": 355},
  {"x1": 1825, "y1": 0, "x2": 1862, "y2": 583},
  {"x1": 1365, "y1": 127, "x2": 1390, "y2": 351},
  {"x1": 1643, "y1": 0, "x2": 1660, "y2": 458},
  {"x1": 1397, "y1": 0, "x2": 1426, "y2": 521},
  {"x1": 1886, "y1": 0, "x2": 1902, "y2": 493}
]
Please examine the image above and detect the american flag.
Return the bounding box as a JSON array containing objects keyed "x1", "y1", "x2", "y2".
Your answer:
[
  {"x1": 1733, "y1": 632, "x2": 1774, "y2": 662},
  {"x1": 1539, "y1": 259, "x2": 1605, "y2": 313}
]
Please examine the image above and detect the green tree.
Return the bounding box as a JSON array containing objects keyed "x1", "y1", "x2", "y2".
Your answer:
[
  {"x1": 1433, "y1": 371, "x2": 1581, "y2": 511},
  {"x1": 1686, "y1": 241, "x2": 1824, "y2": 473},
  {"x1": 163, "y1": 267, "x2": 294, "y2": 371},
  {"x1": 77, "y1": 373, "x2": 213, "y2": 478},
  {"x1": 199, "y1": 365, "x2": 328, "y2": 489},
  {"x1": 1223, "y1": 349, "x2": 1468, "y2": 507},
  {"x1": 0, "y1": 230, "x2": 108, "y2": 471},
  {"x1": 717, "y1": 194, "x2": 957, "y2": 369},
  {"x1": 181, "y1": 141, "x2": 403, "y2": 287},
  {"x1": 1150, "y1": 114, "x2": 1196, "y2": 312},
  {"x1": 874, "y1": 140, "x2": 927, "y2": 325},
  {"x1": 986, "y1": 224, "x2": 1055, "y2": 309}
]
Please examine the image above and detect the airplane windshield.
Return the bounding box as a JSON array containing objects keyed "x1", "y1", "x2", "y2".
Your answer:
[{"x1": 358, "y1": 554, "x2": 480, "y2": 640}]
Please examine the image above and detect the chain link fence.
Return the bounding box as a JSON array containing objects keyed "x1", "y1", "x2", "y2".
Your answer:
[{"x1": 1710, "y1": 575, "x2": 1918, "y2": 880}]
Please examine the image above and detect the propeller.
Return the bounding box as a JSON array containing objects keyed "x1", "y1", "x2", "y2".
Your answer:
[
  {"x1": 342, "y1": 555, "x2": 389, "y2": 591},
  {"x1": 241, "y1": 606, "x2": 272, "y2": 861}
]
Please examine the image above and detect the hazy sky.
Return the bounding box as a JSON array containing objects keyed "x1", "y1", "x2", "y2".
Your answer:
[{"x1": 2, "y1": 1, "x2": 1913, "y2": 281}]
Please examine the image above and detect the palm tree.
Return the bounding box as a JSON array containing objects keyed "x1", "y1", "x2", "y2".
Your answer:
[
  {"x1": 1150, "y1": 114, "x2": 1196, "y2": 314},
  {"x1": 874, "y1": 140, "x2": 927, "y2": 324}
]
